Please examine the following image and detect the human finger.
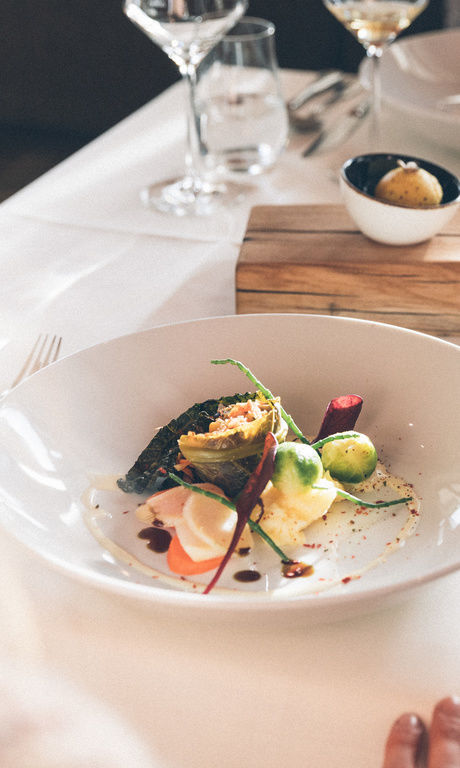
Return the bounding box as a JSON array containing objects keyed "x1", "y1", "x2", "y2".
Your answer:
[
  {"x1": 382, "y1": 712, "x2": 427, "y2": 768},
  {"x1": 428, "y1": 696, "x2": 460, "y2": 768}
]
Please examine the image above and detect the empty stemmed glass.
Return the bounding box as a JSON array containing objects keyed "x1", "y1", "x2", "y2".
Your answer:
[
  {"x1": 123, "y1": 0, "x2": 247, "y2": 216},
  {"x1": 322, "y1": 0, "x2": 429, "y2": 145}
]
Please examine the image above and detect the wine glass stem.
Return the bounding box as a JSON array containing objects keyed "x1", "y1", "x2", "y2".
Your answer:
[
  {"x1": 180, "y1": 63, "x2": 204, "y2": 191},
  {"x1": 367, "y1": 45, "x2": 383, "y2": 149}
]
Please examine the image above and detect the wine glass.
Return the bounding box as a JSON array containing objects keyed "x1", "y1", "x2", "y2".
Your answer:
[
  {"x1": 123, "y1": 0, "x2": 247, "y2": 216},
  {"x1": 322, "y1": 0, "x2": 429, "y2": 145}
]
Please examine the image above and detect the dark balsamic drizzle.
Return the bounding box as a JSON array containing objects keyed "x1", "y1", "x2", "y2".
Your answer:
[
  {"x1": 234, "y1": 569, "x2": 262, "y2": 583},
  {"x1": 138, "y1": 527, "x2": 171, "y2": 553},
  {"x1": 282, "y1": 561, "x2": 314, "y2": 579},
  {"x1": 237, "y1": 547, "x2": 251, "y2": 557}
]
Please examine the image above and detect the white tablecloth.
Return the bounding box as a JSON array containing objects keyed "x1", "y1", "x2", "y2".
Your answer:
[{"x1": 1, "y1": 70, "x2": 459, "y2": 768}]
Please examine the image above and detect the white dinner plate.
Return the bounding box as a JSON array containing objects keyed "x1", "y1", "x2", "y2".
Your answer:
[
  {"x1": 1, "y1": 314, "x2": 459, "y2": 621},
  {"x1": 360, "y1": 28, "x2": 460, "y2": 152}
]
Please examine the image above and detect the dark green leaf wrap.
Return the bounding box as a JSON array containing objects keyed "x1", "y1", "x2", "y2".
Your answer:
[{"x1": 117, "y1": 392, "x2": 259, "y2": 495}]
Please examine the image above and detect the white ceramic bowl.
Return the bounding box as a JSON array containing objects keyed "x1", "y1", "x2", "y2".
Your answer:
[
  {"x1": 340, "y1": 153, "x2": 460, "y2": 246},
  {"x1": 360, "y1": 29, "x2": 460, "y2": 153},
  {"x1": 1, "y1": 314, "x2": 460, "y2": 623}
]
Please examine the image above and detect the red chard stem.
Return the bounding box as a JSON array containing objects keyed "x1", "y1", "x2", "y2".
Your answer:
[
  {"x1": 204, "y1": 432, "x2": 278, "y2": 594},
  {"x1": 313, "y1": 395, "x2": 363, "y2": 443}
]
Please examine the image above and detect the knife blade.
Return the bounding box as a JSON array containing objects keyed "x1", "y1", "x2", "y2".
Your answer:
[
  {"x1": 287, "y1": 70, "x2": 345, "y2": 113},
  {"x1": 301, "y1": 99, "x2": 370, "y2": 157},
  {"x1": 289, "y1": 79, "x2": 364, "y2": 133}
]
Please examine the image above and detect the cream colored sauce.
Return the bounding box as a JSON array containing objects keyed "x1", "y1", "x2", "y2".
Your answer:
[{"x1": 81, "y1": 462, "x2": 421, "y2": 597}]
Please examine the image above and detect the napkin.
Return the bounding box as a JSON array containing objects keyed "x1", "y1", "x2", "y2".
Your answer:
[
  {"x1": 1, "y1": 663, "x2": 155, "y2": 768},
  {"x1": 0, "y1": 533, "x2": 155, "y2": 768}
]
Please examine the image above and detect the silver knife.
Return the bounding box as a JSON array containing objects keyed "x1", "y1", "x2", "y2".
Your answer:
[
  {"x1": 289, "y1": 79, "x2": 364, "y2": 132},
  {"x1": 287, "y1": 70, "x2": 345, "y2": 113},
  {"x1": 302, "y1": 99, "x2": 370, "y2": 157}
]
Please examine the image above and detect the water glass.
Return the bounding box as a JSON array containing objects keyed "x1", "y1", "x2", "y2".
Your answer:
[{"x1": 195, "y1": 17, "x2": 288, "y2": 176}]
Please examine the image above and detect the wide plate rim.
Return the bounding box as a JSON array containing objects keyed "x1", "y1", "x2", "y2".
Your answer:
[{"x1": 1, "y1": 312, "x2": 460, "y2": 613}]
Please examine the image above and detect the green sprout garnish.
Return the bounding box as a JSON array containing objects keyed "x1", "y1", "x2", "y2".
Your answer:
[
  {"x1": 311, "y1": 432, "x2": 361, "y2": 451},
  {"x1": 313, "y1": 486, "x2": 412, "y2": 508},
  {"x1": 211, "y1": 358, "x2": 309, "y2": 444}
]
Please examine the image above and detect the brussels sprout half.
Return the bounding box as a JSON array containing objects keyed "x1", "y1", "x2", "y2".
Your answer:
[
  {"x1": 320, "y1": 432, "x2": 377, "y2": 484},
  {"x1": 271, "y1": 442, "x2": 323, "y2": 496}
]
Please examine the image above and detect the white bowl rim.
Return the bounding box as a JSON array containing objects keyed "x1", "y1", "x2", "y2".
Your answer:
[
  {"x1": 1, "y1": 312, "x2": 460, "y2": 614},
  {"x1": 364, "y1": 28, "x2": 460, "y2": 130}
]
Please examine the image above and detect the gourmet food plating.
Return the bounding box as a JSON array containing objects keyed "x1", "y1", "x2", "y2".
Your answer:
[{"x1": 83, "y1": 359, "x2": 420, "y2": 596}]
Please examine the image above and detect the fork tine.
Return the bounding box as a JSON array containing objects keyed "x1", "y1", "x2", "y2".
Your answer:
[
  {"x1": 29, "y1": 335, "x2": 50, "y2": 376},
  {"x1": 9, "y1": 334, "x2": 63, "y2": 389},
  {"x1": 53, "y1": 336, "x2": 62, "y2": 364},
  {"x1": 42, "y1": 335, "x2": 61, "y2": 367},
  {"x1": 10, "y1": 335, "x2": 43, "y2": 388}
]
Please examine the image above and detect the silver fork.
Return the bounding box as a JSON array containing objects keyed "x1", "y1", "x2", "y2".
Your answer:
[{"x1": 9, "y1": 334, "x2": 63, "y2": 389}]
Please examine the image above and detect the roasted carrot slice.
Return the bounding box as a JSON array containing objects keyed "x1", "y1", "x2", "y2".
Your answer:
[{"x1": 167, "y1": 534, "x2": 223, "y2": 576}]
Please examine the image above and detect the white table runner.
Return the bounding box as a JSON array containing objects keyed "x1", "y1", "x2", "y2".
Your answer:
[{"x1": 1, "y1": 67, "x2": 459, "y2": 768}]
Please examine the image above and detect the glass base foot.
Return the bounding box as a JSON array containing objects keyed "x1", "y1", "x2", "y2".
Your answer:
[{"x1": 140, "y1": 175, "x2": 227, "y2": 216}]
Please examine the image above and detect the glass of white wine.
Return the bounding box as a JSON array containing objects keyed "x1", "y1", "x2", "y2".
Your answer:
[
  {"x1": 322, "y1": 0, "x2": 429, "y2": 144},
  {"x1": 123, "y1": 0, "x2": 247, "y2": 216}
]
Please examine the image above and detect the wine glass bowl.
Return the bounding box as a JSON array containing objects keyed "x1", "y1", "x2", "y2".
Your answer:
[
  {"x1": 123, "y1": 0, "x2": 247, "y2": 215},
  {"x1": 322, "y1": 0, "x2": 429, "y2": 145},
  {"x1": 124, "y1": 0, "x2": 246, "y2": 69}
]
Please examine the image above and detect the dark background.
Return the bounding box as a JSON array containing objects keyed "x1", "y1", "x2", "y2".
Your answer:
[{"x1": 0, "y1": 0, "x2": 447, "y2": 201}]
